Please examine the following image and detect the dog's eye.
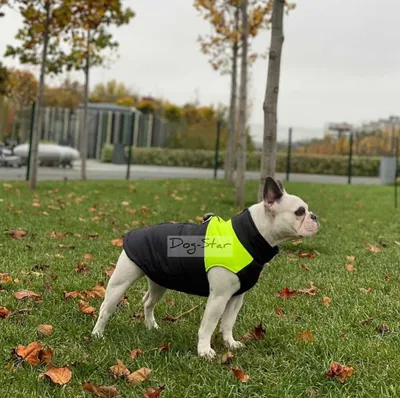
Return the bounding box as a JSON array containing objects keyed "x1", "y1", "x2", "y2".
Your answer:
[{"x1": 295, "y1": 207, "x2": 305, "y2": 216}]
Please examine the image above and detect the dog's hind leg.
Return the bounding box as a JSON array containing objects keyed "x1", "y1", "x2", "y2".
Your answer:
[
  {"x1": 142, "y1": 279, "x2": 166, "y2": 330},
  {"x1": 92, "y1": 250, "x2": 144, "y2": 337}
]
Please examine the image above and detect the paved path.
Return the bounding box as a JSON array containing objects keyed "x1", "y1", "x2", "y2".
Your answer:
[{"x1": 0, "y1": 160, "x2": 381, "y2": 185}]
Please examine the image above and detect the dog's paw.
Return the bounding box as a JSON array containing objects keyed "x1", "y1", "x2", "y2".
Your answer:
[
  {"x1": 91, "y1": 330, "x2": 104, "y2": 339},
  {"x1": 145, "y1": 320, "x2": 160, "y2": 330},
  {"x1": 198, "y1": 347, "x2": 216, "y2": 359},
  {"x1": 225, "y1": 340, "x2": 245, "y2": 349}
]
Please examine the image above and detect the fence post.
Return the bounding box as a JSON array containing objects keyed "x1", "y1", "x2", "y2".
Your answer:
[
  {"x1": 126, "y1": 112, "x2": 135, "y2": 180},
  {"x1": 26, "y1": 102, "x2": 36, "y2": 181},
  {"x1": 286, "y1": 127, "x2": 292, "y2": 181},
  {"x1": 214, "y1": 119, "x2": 222, "y2": 179},
  {"x1": 347, "y1": 132, "x2": 353, "y2": 184}
]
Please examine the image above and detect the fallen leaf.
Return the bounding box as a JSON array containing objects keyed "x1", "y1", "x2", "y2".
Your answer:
[
  {"x1": 345, "y1": 264, "x2": 355, "y2": 272},
  {"x1": 322, "y1": 296, "x2": 331, "y2": 307},
  {"x1": 376, "y1": 324, "x2": 389, "y2": 334},
  {"x1": 231, "y1": 368, "x2": 249, "y2": 383},
  {"x1": 7, "y1": 229, "x2": 27, "y2": 239},
  {"x1": 360, "y1": 317, "x2": 374, "y2": 326},
  {"x1": 240, "y1": 322, "x2": 266, "y2": 341},
  {"x1": 167, "y1": 299, "x2": 175, "y2": 306},
  {"x1": 276, "y1": 287, "x2": 296, "y2": 299},
  {"x1": 292, "y1": 239, "x2": 303, "y2": 246},
  {"x1": 13, "y1": 290, "x2": 42, "y2": 301},
  {"x1": 127, "y1": 367, "x2": 151, "y2": 385},
  {"x1": 14, "y1": 342, "x2": 43, "y2": 366},
  {"x1": 40, "y1": 366, "x2": 72, "y2": 385},
  {"x1": 158, "y1": 344, "x2": 171, "y2": 352},
  {"x1": 64, "y1": 291, "x2": 80, "y2": 300},
  {"x1": 104, "y1": 268, "x2": 115, "y2": 276},
  {"x1": 81, "y1": 281, "x2": 106, "y2": 300},
  {"x1": 58, "y1": 244, "x2": 75, "y2": 249},
  {"x1": 297, "y1": 281, "x2": 317, "y2": 296},
  {"x1": 299, "y1": 251, "x2": 315, "y2": 259},
  {"x1": 32, "y1": 202, "x2": 41, "y2": 207},
  {"x1": 275, "y1": 306, "x2": 284, "y2": 317},
  {"x1": 84, "y1": 253, "x2": 94, "y2": 261},
  {"x1": 111, "y1": 238, "x2": 123, "y2": 247},
  {"x1": 359, "y1": 287, "x2": 372, "y2": 294},
  {"x1": 37, "y1": 324, "x2": 53, "y2": 336},
  {"x1": 129, "y1": 348, "x2": 142, "y2": 359},
  {"x1": 144, "y1": 386, "x2": 165, "y2": 398},
  {"x1": 346, "y1": 255, "x2": 355, "y2": 262},
  {"x1": 297, "y1": 330, "x2": 313, "y2": 342},
  {"x1": 0, "y1": 273, "x2": 13, "y2": 284},
  {"x1": 0, "y1": 306, "x2": 11, "y2": 318},
  {"x1": 110, "y1": 359, "x2": 130, "y2": 380},
  {"x1": 220, "y1": 351, "x2": 234, "y2": 365},
  {"x1": 300, "y1": 264, "x2": 310, "y2": 271},
  {"x1": 49, "y1": 230, "x2": 66, "y2": 239},
  {"x1": 79, "y1": 300, "x2": 96, "y2": 316},
  {"x1": 368, "y1": 243, "x2": 381, "y2": 253},
  {"x1": 83, "y1": 382, "x2": 119, "y2": 397},
  {"x1": 325, "y1": 362, "x2": 354, "y2": 383},
  {"x1": 75, "y1": 261, "x2": 91, "y2": 274},
  {"x1": 39, "y1": 347, "x2": 53, "y2": 365}
]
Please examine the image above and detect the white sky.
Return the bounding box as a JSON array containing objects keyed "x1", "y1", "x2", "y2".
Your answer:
[{"x1": 1, "y1": 0, "x2": 399, "y2": 143}]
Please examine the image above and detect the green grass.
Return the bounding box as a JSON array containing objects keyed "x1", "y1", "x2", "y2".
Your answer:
[{"x1": 1, "y1": 179, "x2": 400, "y2": 397}]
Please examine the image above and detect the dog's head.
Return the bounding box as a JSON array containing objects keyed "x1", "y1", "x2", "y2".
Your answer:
[{"x1": 260, "y1": 177, "x2": 319, "y2": 242}]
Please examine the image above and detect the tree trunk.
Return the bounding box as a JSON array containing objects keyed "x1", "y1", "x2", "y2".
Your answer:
[
  {"x1": 29, "y1": 0, "x2": 51, "y2": 190},
  {"x1": 224, "y1": 4, "x2": 239, "y2": 185},
  {"x1": 258, "y1": 0, "x2": 285, "y2": 201},
  {"x1": 81, "y1": 28, "x2": 90, "y2": 180},
  {"x1": 234, "y1": 0, "x2": 248, "y2": 207}
]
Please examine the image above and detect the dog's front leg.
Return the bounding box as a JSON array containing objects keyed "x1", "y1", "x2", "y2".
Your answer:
[
  {"x1": 197, "y1": 267, "x2": 240, "y2": 359},
  {"x1": 220, "y1": 293, "x2": 245, "y2": 349}
]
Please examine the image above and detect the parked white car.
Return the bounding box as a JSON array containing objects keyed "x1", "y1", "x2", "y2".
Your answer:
[{"x1": 0, "y1": 147, "x2": 22, "y2": 168}]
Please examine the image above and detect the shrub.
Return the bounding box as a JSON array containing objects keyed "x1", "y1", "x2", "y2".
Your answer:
[{"x1": 100, "y1": 146, "x2": 382, "y2": 177}]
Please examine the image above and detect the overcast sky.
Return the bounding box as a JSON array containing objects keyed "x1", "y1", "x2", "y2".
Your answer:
[{"x1": 1, "y1": 0, "x2": 399, "y2": 143}]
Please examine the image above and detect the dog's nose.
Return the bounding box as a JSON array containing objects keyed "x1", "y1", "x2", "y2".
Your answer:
[{"x1": 311, "y1": 213, "x2": 317, "y2": 221}]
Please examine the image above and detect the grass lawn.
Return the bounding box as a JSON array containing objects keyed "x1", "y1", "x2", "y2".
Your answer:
[{"x1": 1, "y1": 179, "x2": 400, "y2": 397}]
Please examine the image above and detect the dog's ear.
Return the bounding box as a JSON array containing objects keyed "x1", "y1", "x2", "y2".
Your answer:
[
  {"x1": 263, "y1": 177, "x2": 284, "y2": 205},
  {"x1": 276, "y1": 179, "x2": 285, "y2": 193}
]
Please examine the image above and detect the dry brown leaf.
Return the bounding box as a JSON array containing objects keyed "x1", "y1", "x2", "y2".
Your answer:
[
  {"x1": 143, "y1": 386, "x2": 165, "y2": 398},
  {"x1": 322, "y1": 296, "x2": 332, "y2": 307},
  {"x1": 49, "y1": 230, "x2": 66, "y2": 239},
  {"x1": 347, "y1": 255, "x2": 355, "y2": 262},
  {"x1": 84, "y1": 253, "x2": 94, "y2": 261},
  {"x1": 325, "y1": 362, "x2": 354, "y2": 383},
  {"x1": 158, "y1": 344, "x2": 171, "y2": 352},
  {"x1": 111, "y1": 238, "x2": 123, "y2": 247},
  {"x1": 275, "y1": 306, "x2": 284, "y2": 317},
  {"x1": 14, "y1": 342, "x2": 43, "y2": 366},
  {"x1": 368, "y1": 243, "x2": 381, "y2": 253},
  {"x1": 129, "y1": 348, "x2": 142, "y2": 359},
  {"x1": 37, "y1": 324, "x2": 53, "y2": 336},
  {"x1": 75, "y1": 261, "x2": 91, "y2": 274},
  {"x1": 79, "y1": 300, "x2": 96, "y2": 316},
  {"x1": 231, "y1": 368, "x2": 249, "y2": 383},
  {"x1": 7, "y1": 229, "x2": 27, "y2": 239},
  {"x1": 376, "y1": 324, "x2": 390, "y2": 334},
  {"x1": 39, "y1": 347, "x2": 53, "y2": 365},
  {"x1": 359, "y1": 287, "x2": 372, "y2": 294},
  {"x1": 81, "y1": 281, "x2": 106, "y2": 300},
  {"x1": 297, "y1": 330, "x2": 313, "y2": 342},
  {"x1": 83, "y1": 382, "x2": 119, "y2": 397},
  {"x1": 299, "y1": 251, "x2": 315, "y2": 259},
  {"x1": 127, "y1": 367, "x2": 151, "y2": 385},
  {"x1": 300, "y1": 264, "x2": 310, "y2": 271},
  {"x1": 360, "y1": 317, "x2": 374, "y2": 326},
  {"x1": 276, "y1": 287, "x2": 296, "y2": 299},
  {"x1": 0, "y1": 273, "x2": 13, "y2": 284},
  {"x1": 0, "y1": 306, "x2": 11, "y2": 318},
  {"x1": 40, "y1": 366, "x2": 72, "y2": 385},
  {"x1": 345, "y1": 264, "x2": 355, "y2": 272},
  {"x1": 64, "y1": 291, "x2": 80, "y2": 300},
  {"x1": 240, "y1": 322, "x2": 266, "y2": 341},
  {"x1": 220, "y1": 351, "x2": 234, "y2": 365},
  {"x1": 58, "y1": 244, "x2": 75, "y2": 249},
  {"x1": 110, "y1": 359, "x2": 130, "y2": 380},
  {"x1": 297, "y1": 281, "x2": 317, "y2": 296},
  {"x1": 13, "y1": 290, "x2": 42, "y2": 301}
]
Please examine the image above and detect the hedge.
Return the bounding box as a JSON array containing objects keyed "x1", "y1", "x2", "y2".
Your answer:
[{"x1": 100, "y1": 145, "x2": 381, "y2": 177}]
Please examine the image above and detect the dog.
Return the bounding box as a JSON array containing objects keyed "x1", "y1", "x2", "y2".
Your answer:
[{"x1": 92, "y1": 177, "x2": 319, "y2": 358}]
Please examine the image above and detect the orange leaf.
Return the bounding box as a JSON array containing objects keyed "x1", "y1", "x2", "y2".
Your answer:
[
  {"x1": 299, "y1": 251, "x2": 315, "y2": 259},
  {"x1": 83, "y1": 382, "x2": 119, "y2": 397},
  {"x1": 13, "y1": 290, "x2": 42, "y2": 301},
  {"x1": 39, "y1": 347, "x2": 53, "y2": 365},
  {"x1": 325, "y1": 362, "x2": 354, "y2": 383},
  {"x1": 276, "y1": 287, "x2": 296, "y2": 298},
  {"x1": 297, "y1": 330, "x2": 313, "y2": 342},
  {"x1": 111, "y1": 238, "x2": 123, "y2": 247},
  {"x1": 40, "y1": 366, "x2": 72, "y2": 385},
  {"x1": 345, "y1": 264, "x2": 355, "y2": 272},
  {"x1": 7, "y1": 229, "x2": 27, "y2": 239},
  {"x1": 84, "y1": 253, "x2": 94, "y2": 261},
  {"x1": 297, "y1": 281, "x2": 317, "y2": 296},
  {"x1": 15, "y1": 342, "x2": 43, "y2": 366},
  {"x1": 368, "y1": 243, "x2": 381, "y2": 253},
  {"x1": 0, "y1": 306, "x2": 11, "y2": 318},
  {"x1": 240, "y1": 322, "x2": 266, "y2": 341},
  {"x1": 104, "y1": 267, "x2": 115, "y2": 276},
  {"x1": 37, "y1": 324, "x2": 53, "y2": 336},
  {"x1": 79, "y1": 300, "x2": 96, "y2": 316},
  {"x1": 129, "y1": 348, "x2": 142, "y2": 359},
  {"x1": 275, "y1": 306, "x2": 284, "y2": 317},
  {"x1": 144, "y1": 386, "x2": 165, "y2": 398},
  {"x1": 0, "y1": 273, "x2": 13, "y2": 284},
  {"x1": 110, "y1": 359, "x2": 130, "y2": 380},
  {"x1": 64, "y1": 291, "x2": 80, "y2": 300},
  {"x1": 49, "y1": 230, "x2": 66, "y2": 239},
  {"x1": 300, "y1": 264, "x2": 310, "y2": 271},
  {"x1": 322, "y1": 296, "x2": 332, "y2": 307},
  {"x1": 127, "y1": 367, "x2": 151, "y2": 385},
  {"x1": 231, "y1": 368, "x2": 249, "y2": 383},
  {"x1": 346, "y1": 255, "x2": 355, "y2": 262}
]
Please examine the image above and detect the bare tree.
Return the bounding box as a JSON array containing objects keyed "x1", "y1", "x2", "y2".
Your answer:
[
  {"x1": 235, "y1": 0, "x2": 248, "y2": 207},
  {"x1": 258, "y1": 0, "x2": 285, "y2": 200}
]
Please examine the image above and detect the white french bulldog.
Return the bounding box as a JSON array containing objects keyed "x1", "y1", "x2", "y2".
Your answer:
[{"x1": 92, "y1": 177, "x2": 319, "y2": 358}]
